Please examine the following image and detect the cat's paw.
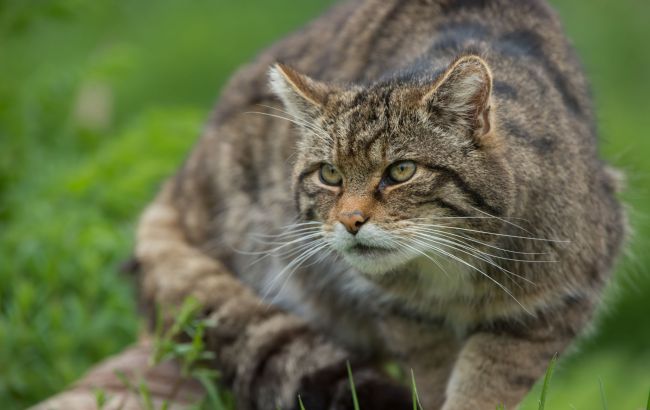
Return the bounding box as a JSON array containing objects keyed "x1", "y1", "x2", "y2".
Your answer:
[
  {"x1": 293, "y1": 366, "x2": 411, "y2": 410},
  {"x1": 329, "y1": 369, "x2": 412, "y2": 410}
]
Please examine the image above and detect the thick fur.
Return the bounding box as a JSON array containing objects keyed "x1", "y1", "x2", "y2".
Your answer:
[{"x1": 135, "y1": 1, "x2": 626, "y2": 409}]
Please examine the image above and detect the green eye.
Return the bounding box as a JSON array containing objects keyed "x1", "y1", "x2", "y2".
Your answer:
[
  {"x1": 387, "y1": 160, "x2": 417, "y2": 183},
  {"x1": 319, "y1": 163, "x2": 343, "y2": 186}
]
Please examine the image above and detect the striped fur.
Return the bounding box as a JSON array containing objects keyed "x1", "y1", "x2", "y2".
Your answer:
[{"x1": 135, "y1": 1, "x2": 626, "y2": 409}]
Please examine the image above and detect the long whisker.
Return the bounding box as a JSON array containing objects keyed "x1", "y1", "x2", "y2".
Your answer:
[
  {"x1": 245, "y1": 236, "x2": 327, "y2": 270},
  {"x1": 250, "y1": 226, "x2": 322, "y2": 239},
  {"x1": 406, "y1": 231, "x2": 535, "y2": 286},
  {"x1": 263, "y1": 241, "x2": 331, "y2": 304},
  {"x1": 262, "y1": 220, "x2": 323, "y2": 230},
  {"x1": 245, "y1": 111, "x2": 330, "y2": 140},
  {"x1": 394, "y1": 238, "x2": 452, "y2": 279},
  {"x1": 468, "y1": 206, "x2": 533, "y2": 235},
  {"x1": 258, "y1": 103, "x2": 330, "y2": 137},
  {"x1": 401, "y1": 234, "x2": 532, "y2": 314},
  {"x1": 247, "y1": 221, "x2": 322, "y2": 240},
  {"x1": 409, "y1": 226, "x2": 550, "y2": 256},
  {"x1": 237, "y1": 232, "x2": 324, "y2": 256},
  {"x1": 247, "y1": 109, "x2": 323, "y2": 135},
  {"x1": 407, "y1": 216, "x2": 529, "y2": 222},
  {"x1": 249, "y1": 230, "x2": 322, "y2": 246},
  {"x1": 258, "y1": 237, "x2": 322, "y2": 262},
  {"x1": 413, "y1": 223, "x2": 569, "y2": 243},
  {"x1": 262, "y1": 243, "x2": 323, "y2": 299},
  {"x1": 404, "y1": 227, "x2": 556, "y2": 262}
]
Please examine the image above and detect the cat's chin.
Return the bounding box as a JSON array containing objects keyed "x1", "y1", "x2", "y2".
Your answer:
[{"x1": 340, "y1": 248, "x2": 411, "y2": 275}]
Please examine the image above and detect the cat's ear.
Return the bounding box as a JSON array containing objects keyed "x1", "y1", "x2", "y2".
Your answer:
[
  {"x1": 269, "y1": 63, "x2": 333, "y2": 120},
  {"x1": 421, "y1": 55, "x2": 494, "y2": 145}
]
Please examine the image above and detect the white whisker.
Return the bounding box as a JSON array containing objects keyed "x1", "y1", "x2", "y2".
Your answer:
[
  {"x1": 406, "y1": 231, "x2": 535, "y2": 287},
  {"x1": 410, "y1": 226, "x2": 550, "y2": 256},
  {"x1": 263, "y1": 242, "x2": 331, "y2": 304},
  {"x1": 412, "y1": 223, "x2": 569, "y2": 243},
  {"x1": 237, "y1": 232, "x2": 324, "y2": 257},
  {"x1": 394, "y1": 237, "x2": 452, "y2": 279},
  {"x1": 399, "y1": 233, "x2": 532, "y2": 314},
  {"x1": 468, "y1": 206, "x2": 533, "y2": 235},
  {"x1": 404, "y1": 227, "x2": 556, "y2": 262},
  {"x1": 245, "y1": 110, "x2": 330, "y2": 140},
  {"x1": 258, "y1": 103, "x2": 330, "y2": 137},
  {"x1": 245, "y1": 236, "x2": 326, "y2": 270}
]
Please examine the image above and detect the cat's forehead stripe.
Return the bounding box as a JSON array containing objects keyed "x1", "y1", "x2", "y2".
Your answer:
[{"x1": 332, "y1": 88, "x2": 396, "y2": 166}]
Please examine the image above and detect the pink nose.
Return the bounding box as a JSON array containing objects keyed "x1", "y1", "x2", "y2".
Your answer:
[{"x1": 338, "y1": 210, "x2": 368, "y2": 234}]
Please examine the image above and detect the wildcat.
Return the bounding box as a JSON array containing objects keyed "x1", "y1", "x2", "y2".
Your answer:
[{"x1": 134, "y1": 0, "x2": 626, "y2": 409}]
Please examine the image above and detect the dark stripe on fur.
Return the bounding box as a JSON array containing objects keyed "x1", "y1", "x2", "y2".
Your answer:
[
  {"x1": 417, "y1": 198, "x2": 470, "y2": 217},
  {"x1": 497, "y1": 29, "x2": 584, "y2": 116},
  {"x1": 294, "y1": 169, "x2": 313, "y2": 213},
  {"x1": 423, "y1": 164, "x2": 504, "y2": 216}
]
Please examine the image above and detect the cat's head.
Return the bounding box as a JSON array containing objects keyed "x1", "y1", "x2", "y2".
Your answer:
[{"x1": 269, "y1": 55, "x2": 515, "y2": 275}]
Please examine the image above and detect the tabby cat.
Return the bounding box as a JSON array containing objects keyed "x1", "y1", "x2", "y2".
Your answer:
[{"x1": 135, "y1": 0, "x2": 626, "y2": 409}]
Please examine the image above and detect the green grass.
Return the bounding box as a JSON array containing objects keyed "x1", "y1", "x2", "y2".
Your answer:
[
  {"x1": 410, "y1": 370, "x2": 422, "y2": 410},
  {"x1": 537, "y1": 355, "x2": 557, "y2": 410},
  {"x1": 1, "y1": 0, "x2": 649, "y2": 409},
  {"x1": 346, "y1": 362, "x2": 361, "y2": 410}
]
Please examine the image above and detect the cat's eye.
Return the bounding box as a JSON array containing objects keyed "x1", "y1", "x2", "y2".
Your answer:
[
  {"x1": 319, "y1": 163, "x2": 343, "y2": 186},
  {"x1": 387, "y1": 160, "x2": 417, "y2": 184}
]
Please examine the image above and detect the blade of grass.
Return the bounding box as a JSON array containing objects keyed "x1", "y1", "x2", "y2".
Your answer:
[
  {"x1": 598, "y1": 378, "x2": 608, "y2": 410},
  {"x1": 94, "y1": 388, "x2": 107, "y2": 409},
  {"x1": 410, "y1": 369, "x2": 422, "y2": 410},
  {"x1": 196, "y1": 370, "x2": 227, "y2": 410},
  {"x1": 646, "y1": 388, "x2": 649, "y2": 410},
  {"x1": 538, "y1": 354, "x2": 558, "y2": 410},
  {"x1": 346, "y1": 361, "x2": 360, "y2": 410},
  {"x1": 138, "y1": 378, "x2": 154, "y2": 410},
  {"x1": 298, "y1": 395, "x2": 307, "y2": 410}
]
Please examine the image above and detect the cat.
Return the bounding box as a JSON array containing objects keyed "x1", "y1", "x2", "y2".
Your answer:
[{"x1": 134, "y1": 0, "x2": 626, "y2": 409}]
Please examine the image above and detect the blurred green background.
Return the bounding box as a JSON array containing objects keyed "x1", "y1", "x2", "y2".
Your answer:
[{"x1": 0, "y1": 1, "x2": 648, "y2": 409}]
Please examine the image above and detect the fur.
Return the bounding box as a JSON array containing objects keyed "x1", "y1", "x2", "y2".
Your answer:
[{"x1": 134, "y1": 1, "x2": 626, "y2": 409}]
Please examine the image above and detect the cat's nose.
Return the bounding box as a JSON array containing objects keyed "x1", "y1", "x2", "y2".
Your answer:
[{"x1": 338, "y1": 210, "x2": 368, "y2": 235}]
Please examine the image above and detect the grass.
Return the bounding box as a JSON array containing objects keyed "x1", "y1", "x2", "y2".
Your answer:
[
  {"x1": 411, "y1": 370, "x2": 422, "y2": 410},
  {"x1": 1, "y1": 0, "x2": 649, "y2": 409},
  {"x1": 93, "y1": 297, "x2": 232, "y2": 410},
  {"x1": 537, "y1": 355, "x2": 557, "y2": 410},
  {"x1": 346, "y1": 362, "x2": 361, "y2": 410},
  {"x1": 150, "y1": 298, "x2": 233, "y2": 410}
]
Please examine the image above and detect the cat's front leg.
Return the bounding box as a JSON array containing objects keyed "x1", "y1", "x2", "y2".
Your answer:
[
  {"x1": 441, "y1": 298, "x2": 592, "y2": 410},
  {"x1": 380, "y1": 317, "x2": 462, "y2": 409}
]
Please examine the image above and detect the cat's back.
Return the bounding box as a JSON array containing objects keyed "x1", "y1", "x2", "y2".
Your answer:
[{"x1": 213, "y1": 0, "x2": 593, "y2": 128}]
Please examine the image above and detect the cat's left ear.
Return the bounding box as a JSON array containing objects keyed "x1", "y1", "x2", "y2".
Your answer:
[
  {"x1": 269, "y1": 63, "x2": 334, "y2": 121},
  {"x1": 421, "y1": 55, "x2": 495, "y2": 146}
]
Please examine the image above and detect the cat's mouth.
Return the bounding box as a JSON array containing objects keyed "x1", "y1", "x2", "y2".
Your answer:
[
  {"x1": 346, "y1": 243, "x2": 393, "y2": 256},
  {"x1": 339, "y1": 241, "x2": 408, "y2": 275}
]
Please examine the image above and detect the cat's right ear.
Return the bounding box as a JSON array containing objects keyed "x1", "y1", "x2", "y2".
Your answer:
[
  {"x1": 420, "y1": 55, "x2": 495, "y2": 147},
  {"x1": 269, "y1": 63, "x2": 332, "y2": 121}
]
